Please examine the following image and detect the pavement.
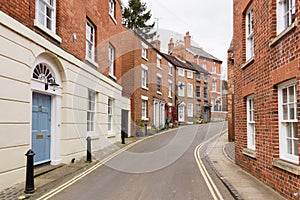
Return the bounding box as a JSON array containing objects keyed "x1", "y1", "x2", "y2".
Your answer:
[
  {"x1": 206, "y1": 132, "x2": 286, "y2": 200},
  {"x1": 0, "y1": 127, "x2": 286, "y2": 200}
]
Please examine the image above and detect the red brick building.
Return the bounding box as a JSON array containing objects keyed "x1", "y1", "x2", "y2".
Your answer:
[
  {"x1": 163, "y1": 55, "x2": 211, "y2": 123},
  {"x1": 168, "y1": 32, "x2": 223, "y2": 113},
  {"x1": 118, "y1": 32, "x2": 176, "y2": 135},
  {"x1": 232, "y1": 0, "x2": 300, "y2": 198}
]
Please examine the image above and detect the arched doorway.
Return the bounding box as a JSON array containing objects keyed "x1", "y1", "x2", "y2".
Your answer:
[{"x1": 31, "y1": 54, "x2": 62, "y2": 165}]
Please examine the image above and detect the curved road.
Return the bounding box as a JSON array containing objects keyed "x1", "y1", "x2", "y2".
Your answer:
[{"x1": 40, "y1": 122, "x2": 233, "y2": 200}]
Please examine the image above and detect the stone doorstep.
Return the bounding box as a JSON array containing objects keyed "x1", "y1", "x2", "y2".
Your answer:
[{"x1": 34, "y1": 163, "x2": 65, "y2": 178}]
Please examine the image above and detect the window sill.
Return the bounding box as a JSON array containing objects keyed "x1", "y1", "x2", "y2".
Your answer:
[
  {"x1": 142, "y1": 86, "x2": 149, "y2": 91},
  {"x1": 141, "y1": 118, "x2": 149, "y2": 121},
  {"x1": 85, "y1": 57, "x2": 99, "y2": 68},
  {"x1": 109, "y1": 73, "x2": 117, "y2": 80},
  {"x1": 241, "y1": 57, "x2": 254, "y2": 69},
  {"x1": 157, "y1": 91, "x2": 162, "y2": 95},
  {"x1": 142, "y1": 56, "x2": 148, "y2": 61},
  {"x1": 168, "y1": 96, "x2": 172, "y2": 99},
  {"x1": 242, "y1": 148, "x2": 256, "y2": 159},
  {"x1": 269, "y1": 21, "x2": 297, "y2": 47},
  {"x1": 109, "y1": 14, "x2": 117, "y2": 25},
  {"x1": 157, "y1": 66, "x2": 162, "y2": 70},
  {"x1": 272, "y1": 158, "x2": 300, "y2": 175},
  {"x1": 169, "y1": 73, "x2": 173, "y2": 77},
  {"x1": 107, "y1": 134, "x2": 116, "y2": 138},
  {"x1": 34, "y1": 20, "x2": 62, "y2": 43}
]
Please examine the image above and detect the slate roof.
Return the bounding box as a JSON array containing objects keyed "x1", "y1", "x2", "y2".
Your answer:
[
  {"x1": 162, "y1": 53, "x2": 195, "y2": 71},
  {"x1": 187, "y1": 46, "x2": 222, "y2": 63},
  {"x1": 186, "y1": 61, "x2": 210, "y2": 75},
  {"x1": 162, "y1": 53, "x2": 209, "y2": 75}
]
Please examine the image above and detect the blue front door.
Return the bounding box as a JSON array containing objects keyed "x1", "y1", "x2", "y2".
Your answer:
[{"x1": 32, "y1": 93, "x2": 51, "y2": 165}]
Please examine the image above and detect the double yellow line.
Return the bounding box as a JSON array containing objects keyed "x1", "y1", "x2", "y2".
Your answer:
[
  {"x1": 194, "y1": 134, "x2": 224, "y2": 200},
  {"x1": 37, "y1": 139, "x2": 143, "y2": 200}
]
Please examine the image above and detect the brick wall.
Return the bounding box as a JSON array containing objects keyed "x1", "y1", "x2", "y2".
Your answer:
[
  {"x1": 118, "y1": 32, "x2": 176, "y2": 134},
  {"x1": 233, "y1": 0, "x2": 300, "y2": 198}
]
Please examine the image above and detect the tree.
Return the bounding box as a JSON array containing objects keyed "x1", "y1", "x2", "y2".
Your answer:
[{"x1": 122, "y1": 0, "x2": 156, "y2": 39}]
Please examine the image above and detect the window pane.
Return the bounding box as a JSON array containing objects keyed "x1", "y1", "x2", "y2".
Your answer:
[
  {"x1": 293, "y1": 122, "x2": 298, "y2": 138},
  {"x1": 289, "y1": 86, "x2": 295, "y2": 102},
  {"x1": 287, "y1": 139, "x2": 292, "y2": 154},
  {"x1": 287, "y1": 123, "x2": 292, "y2": 138},
  {"x1": 87, "y1": 122, "x2": 91, "y2": 131},
  {"x1": 38, "y1": 12, "x2": 45, "y2": 24},
  {"x1": 283, "y1": 88, "x2": 287, "y2": 103},
  {"x1": 283, "y1": 105, "x2": 288, "y2": 120},
  {"x1": 290, "y1": 103, "x2": 295, "y2": 119},
  {"x1": 293, "y1": 140, "x2": 298, "y2": 155}
]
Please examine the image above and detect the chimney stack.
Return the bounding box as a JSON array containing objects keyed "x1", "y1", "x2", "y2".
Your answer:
[
  {"x1": 168, "y1": 38, "x2": 174, "y2": 54},
  {"x1": 184, "y1": 31, "x2": 191, "y2": 48},
  {"x1": 151, "y1": 39, "x2": 161, "y2": 51}
]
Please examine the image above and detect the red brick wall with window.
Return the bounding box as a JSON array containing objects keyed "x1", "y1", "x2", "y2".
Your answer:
[
  {"x1": 1, "y1": 0, "x2": 126, "y2": 79},
  {"x1": 233, "y1": 0, "x2": 300, "y2": 198}
]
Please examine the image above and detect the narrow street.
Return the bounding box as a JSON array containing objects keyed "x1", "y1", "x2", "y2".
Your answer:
[{"x1": 39, "y1": 122, "x2": 233, "y2": 200}]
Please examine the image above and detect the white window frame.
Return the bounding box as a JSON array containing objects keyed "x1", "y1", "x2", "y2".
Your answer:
[
  {"x1": 109, "y1": 44, "x2": 116, "y2": 79},
  {"x1": 141, "y1": 64, "x2": 148, "y2": 90},
  {"x1": 157, "y1": 54, "x2": 162, "y2": 69},
  {"x1": 212, "y1": 80, "x2": 217, "y2": 92},
  {"x1": 157, "y1": 73, "x2": 162, "y2": 94},
  {"x1": 277, "y1": 0, "x2": 296, "y2": 35},
  {"x1": 178, "y1": 68, "x2": 184, "y2": 77},
  {"x1": 247, "y1": 95, "x2": 255, "y2": 150},
  {"x1": 278, "y1": 80, "x2": 298, "y2": 163},
  {"x1": 202, "y1": 60, "x2": 207, "y2": 70},
  {"x1": 108, "y1": 98, "x2": 114, "y2": 135},
  {"x1": 141, "y1": 95, "x2": 148, "y2": 120},
  {"x1": 187, "y1": 83, "x2": 193, "y2": 98},
  {"x1": 86, "y1": 19, "x2": 96, "y2": 63},
  {"x1": 187, "y1": 70, "x2": 193, "y2": 79},
  {"x1": 178, "y1": 81, "x2": 185, "y2": 97},
  {"x1": 142, "y1": 42, "x2": 148, "y2": 60},
  {"x1": 168, "y1": 80, "x2": 172, "y2": 98},
  {"x1": 168, "y1": 63, "x2": 173, "y2": 76},
  {"x1": 35, "y1": 0, "x2": 56, "y2": 32},
  {"x1": 246, "y1": 6, "x2": 254, "y2": 61},
  {"x1": 187, "y1": 103, "x2": 193, "y2": 117},
  {"x1": 109, "y1": 0, "x2": 115, "y2": 18},
  {"x1": 87, "y1": 90, "x2": 96, "y2": 136}
]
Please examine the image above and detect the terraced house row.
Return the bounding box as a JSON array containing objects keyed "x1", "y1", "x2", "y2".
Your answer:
[
  {"x1": 230, "y1": 0, "x2": 300, "y2": 199},
  {"x1": 0, "y1": 0, "x2": 219, "y2": 190}
]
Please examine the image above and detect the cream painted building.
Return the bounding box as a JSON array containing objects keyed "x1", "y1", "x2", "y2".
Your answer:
[{"x1": 0, "y1": 11, "x2": 131, "y2": 191}]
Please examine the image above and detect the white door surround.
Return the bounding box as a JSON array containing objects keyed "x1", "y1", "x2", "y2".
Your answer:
[{"x1": 31, "y1": 53, "x2": 62, "y2": 165}]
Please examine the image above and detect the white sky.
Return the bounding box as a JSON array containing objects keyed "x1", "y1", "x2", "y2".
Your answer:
[{"x1": 123, "y1": 0, "x2": 233, "y2": 79}]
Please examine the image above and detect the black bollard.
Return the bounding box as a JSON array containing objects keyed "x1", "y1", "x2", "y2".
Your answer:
[
  {"x1": 86, "y1": 136, "x2": 92, "y2": 162},
  {"x1": 121, "y1": 130, "x2": 125, "y2": 144},
  {"x1": 25, "y1": 149, "x2": 35, "y2": 194},
  {"x1": 144, "y1": 124, "x2": 147, "y2": 136}
]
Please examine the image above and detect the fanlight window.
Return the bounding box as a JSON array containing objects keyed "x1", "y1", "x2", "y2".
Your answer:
[{"x1": 33, "y1": 63, "x2": 54, "y2": 83}]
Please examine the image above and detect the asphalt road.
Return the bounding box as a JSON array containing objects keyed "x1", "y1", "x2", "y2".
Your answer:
[{"x1": 46, "y1": 122, "x2": 234, "y2": 200}]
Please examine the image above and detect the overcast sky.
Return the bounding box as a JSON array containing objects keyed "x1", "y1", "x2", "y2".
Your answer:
[{"x1": 123, "y1": 0, "x2": 233, "y2": 78}]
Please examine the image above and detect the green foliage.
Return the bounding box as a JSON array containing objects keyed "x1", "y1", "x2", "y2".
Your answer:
[{"x1": 122, "y1": 0, "x2": 156, "y2": 39}]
